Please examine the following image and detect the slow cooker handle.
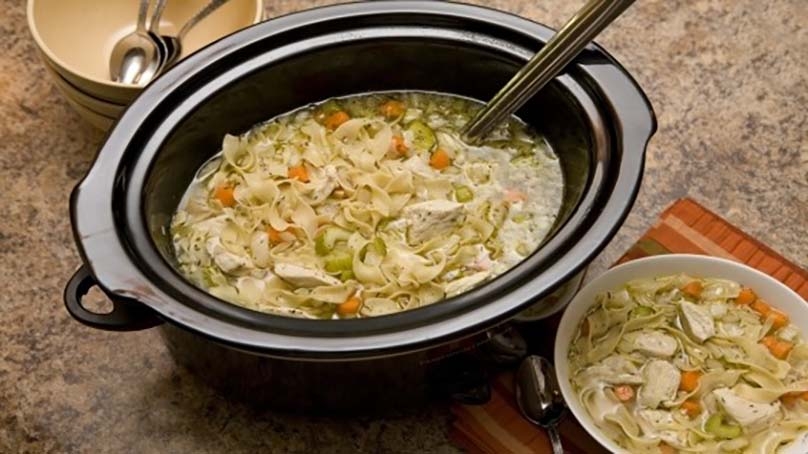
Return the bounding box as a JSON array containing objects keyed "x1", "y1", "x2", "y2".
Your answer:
[
  {"x1": 64, "y1": 266, "x2": 163, "y2": 331},
  {"x1": 479, "y1": 326, "x2": 529, "y2": 365}
]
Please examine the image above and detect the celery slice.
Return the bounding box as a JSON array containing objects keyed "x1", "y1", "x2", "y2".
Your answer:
[
  {"x1": 315, "y1": 227, "x2": 351, "y2": 256},
  {"x1": 407, "y1": 120, "x2": 436, "y2": 151},
  {"x1": 324, "y1": 251, "x2": 353, "y2": 273},
  {"x1": 516, "y1": 243, "x2": 531, "y2": 256},
  {"x1": 371, "y1": 237, "x2": 387, "y2": 256},
  {"x1": 631, "y1": 306, "x2": 654, "y2": 318},
  {"x1": 454, "y1": 185, "x2": 474, "y2": 203},
  {"x1": 705, "y1": 414, "x2": 742, "y2": 439}
]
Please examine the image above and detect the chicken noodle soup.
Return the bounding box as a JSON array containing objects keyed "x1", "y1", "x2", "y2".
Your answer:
[
  {"x1": 171, "y1": 92, "x2": 564, "y2": 319},
  {"x1": 568, "y1": 274, "x2": 808, "y2": 453}
]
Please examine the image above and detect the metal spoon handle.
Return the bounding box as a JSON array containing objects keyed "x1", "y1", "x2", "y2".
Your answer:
[
  {"x1": 136, "y1": 0, "x2": 150, "y2": 32},
  {"x1": 547, "y1": 426, "x2": 564, "y2": 454},
  {"x1": 149, "y1": 0, "x2": 168, "y2": 34},
  {"x1": 461, "y1": 0, "x2": 636, "y2": 142},
  {"x1": 177, "y1": 0, "x2": 231, "y2": 40}
]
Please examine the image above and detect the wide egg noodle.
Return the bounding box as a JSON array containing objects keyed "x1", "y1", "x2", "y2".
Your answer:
[{"x1": 171, "y1": 92, "x2": 564, "y2": 319}]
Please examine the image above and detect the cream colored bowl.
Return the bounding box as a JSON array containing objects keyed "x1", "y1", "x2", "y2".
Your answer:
[
  {"x1": 554, "y1": 254, "x2": 808, "y2": 453},
  {"x1": 28, "y1": 0, "x2": 264, "y2": 104},
  {"x1": 42, "y1": 57, "x2": 126, "y2": 119},
  {"x1": 60, "y1": 91, "x2": 115, "y2": 131}
]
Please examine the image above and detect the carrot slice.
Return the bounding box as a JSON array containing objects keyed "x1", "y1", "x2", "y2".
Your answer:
[
  {"x1": 750, "y1": 299, "x2": 790, "y2": 330},
  {"x1": 213, "y1": 184, "x2": 236, "y2": 207},
  {"x1": 504, "y1": 188, "x2": 527, "y2": 203},
  {"x1": 761, "y1": 336, "x2": 793, "y2": 359},
  {"x1": 324, "y1": 111, "x2": 350, "y2": 130},
  {"x1": 679, "y1": 370, "x2": 702, "y2": 392},
  {"x1": 761, "y1": 335, "x2": 777, "y2": 349},
  {"x1": 767, "y1": 309, "x2": 790, "y2": 330},
  {"x1": 735, "y1": 287, "x2": 757, "y2": 305},
  {"x1": 770, "y1": 340, "x2": 793, "y2": 360},
  {"x1": 659, "y1": 443, "x2": 677, "y2": 454},
  {"x1": 781, "y1": 393, "x2": 800, "y2": 408},
  {"x1": 680, "y1": 399, "x2": 701, "y2": 418},
  {"x1": 337, "y1": 296, "x2": 362, "y2": 317},
  {"x1": 681, "y1": 281, "x2": 703, "y2": 298},
  {"x1": 391, "y1": 134, "x2": 408, "y2": 155},
  {"x1": 781, "y1": 391, "x2": 808, "y2": 407},
  {"x1": 379, "y1": 100, "x2": 406, "y2": 119},
  {"x1": 429, "y1": 148, "x2": 451, "y2": 170},
  {"x1": 750, "y1": 299, "x2": 772, "y2": 316},
  {"x1": 266, "y1": 227, "x2": 285, "y2": 245},
  {"x1": 288, "y1": 165, "x2": 309, "y2": 183},
  {"x1": 613, "y1": 385, "x2": 635, "y2": 402}
]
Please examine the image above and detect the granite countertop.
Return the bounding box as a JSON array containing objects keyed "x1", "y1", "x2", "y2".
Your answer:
[{"x1": 1, "y1": 0, "x2": 806, "y2": 452}]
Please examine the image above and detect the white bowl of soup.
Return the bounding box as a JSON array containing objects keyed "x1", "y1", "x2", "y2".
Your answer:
[{"x1": 555, "y1": 254, "x2": 808, "y2": 454}]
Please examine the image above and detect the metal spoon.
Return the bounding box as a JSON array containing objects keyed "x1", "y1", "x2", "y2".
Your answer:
[
  {"x1": 462, "y1": 0, "x2": 636, "y2": 142},
  {"x1": 159, "y1": 0, "x2": 232, "y2": 70},
  {"x1": 515, "y1": 355, "x2": 567, "y2": 454},
  {"x1": 109, "y1": 0, "x2": 162, "y2": 85},
  {"x1": 147, "y1": 0, "x2": 170, "y2": 70}
]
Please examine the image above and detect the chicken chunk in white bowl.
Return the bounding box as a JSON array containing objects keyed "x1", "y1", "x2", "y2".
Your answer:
[{"x1": 555, "y1": 254, "x2": 808, "y2": 454}]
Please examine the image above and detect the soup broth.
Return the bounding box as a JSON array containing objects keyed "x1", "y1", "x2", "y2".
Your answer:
[{"x1": 171, "y1": 91, "x2": 564, "y2": 319}]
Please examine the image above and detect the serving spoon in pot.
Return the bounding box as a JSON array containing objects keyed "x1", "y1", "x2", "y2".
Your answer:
[
  {"x1": 515, "y1": 355, "x2": 567, "y2": 454},
  {"x1": 461, "y1": 0, "x2": 636, "y2": 142}
]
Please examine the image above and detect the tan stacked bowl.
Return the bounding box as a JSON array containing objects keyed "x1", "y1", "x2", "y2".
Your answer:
[{"x1": 27, "y1": 0, "x2": 264, "y2": 130}]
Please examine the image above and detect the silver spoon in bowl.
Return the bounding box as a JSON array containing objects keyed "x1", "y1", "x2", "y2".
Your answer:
[
  {"x1": 147, "y1": 0, "x2": 170, "y2": 70},
  {"x1": 158, "y1": 0, "x2": 232, "y2": 71},
  {"x1": 109, "y1": 0, "x2": 162, "y2": 85},
  {"x1": 515, "y1": 355, "x2": 567, "y2": 454},
  {"x1": 462, "y1": 0, "x2": 637, "y2": 142}
]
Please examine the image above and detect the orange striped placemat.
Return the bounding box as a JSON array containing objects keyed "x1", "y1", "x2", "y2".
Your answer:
[{"x1": 449, "y1": 197, "x2": 808, "y2": 453}]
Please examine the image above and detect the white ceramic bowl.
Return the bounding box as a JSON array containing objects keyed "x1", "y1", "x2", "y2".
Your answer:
[{"x1": 554, "y1": 254, "x2": 808, "y2": 453}]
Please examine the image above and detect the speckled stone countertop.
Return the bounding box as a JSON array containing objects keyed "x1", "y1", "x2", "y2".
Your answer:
[{"x1": 2, "y1": 0, "x2": 806, "y2": 452}]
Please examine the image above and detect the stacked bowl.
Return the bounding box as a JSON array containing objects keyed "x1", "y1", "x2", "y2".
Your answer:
[{"x1": 27, "y1": 0, "x2": 264, "y2": 131}]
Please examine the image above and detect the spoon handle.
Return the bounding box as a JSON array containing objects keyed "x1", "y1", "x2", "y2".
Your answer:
[
  {"x1": 149, "y1": 0, "x2": 168, "y2": 34},
  {"x1": 178, "y1": 0, "x2": 232, "y2": 40},
  {"x1": 461, "y1": 0, "x2": 636, "y2": 142},
  {"x1": 547, "y1": 426, "x2": 564, "y2": 454},
  {"x1": 136, "y1": 0, "x2": 150, "y2": 33}
]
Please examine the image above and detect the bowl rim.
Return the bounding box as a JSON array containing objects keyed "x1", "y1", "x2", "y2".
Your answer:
[
  {"x1": 554, "y1": 253, "x2": 808, "y2": 453},
  {"x1": 68, "y1": 0, "x2": 656, "y2": 359},
  {"x1": 26, "y1": 0, "x2": 265, "y2": 90}
]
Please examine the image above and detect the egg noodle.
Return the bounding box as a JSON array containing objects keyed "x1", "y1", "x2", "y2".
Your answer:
[{"x1": 171, "y1": 92, "x2": 563, "y2": 319}]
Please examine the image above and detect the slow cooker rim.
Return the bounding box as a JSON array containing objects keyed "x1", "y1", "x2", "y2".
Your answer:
[{"x1": 69, "y1": 0, "x2": 655, "y2": 359}]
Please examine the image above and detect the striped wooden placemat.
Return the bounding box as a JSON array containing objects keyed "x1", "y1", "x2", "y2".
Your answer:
[{"x1": 449, "y1": 197, "x2": 808, "y2": 453}]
